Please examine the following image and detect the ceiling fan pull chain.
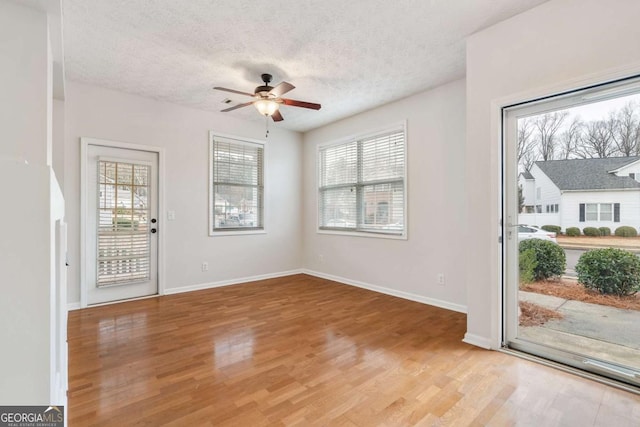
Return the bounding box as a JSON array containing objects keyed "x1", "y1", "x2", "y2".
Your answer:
[{"x1": 265, "y1": 114, "x2": 270, "y2": 139}]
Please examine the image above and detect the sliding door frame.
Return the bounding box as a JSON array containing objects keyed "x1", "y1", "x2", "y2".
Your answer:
[{"x1": 500, "y1": 74, "x2": 640, "y2": 387}]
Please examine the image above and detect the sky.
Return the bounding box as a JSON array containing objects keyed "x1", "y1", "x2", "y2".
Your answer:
[{"x1": 563, "y1": 93, "x2": 640, "y2": 122}]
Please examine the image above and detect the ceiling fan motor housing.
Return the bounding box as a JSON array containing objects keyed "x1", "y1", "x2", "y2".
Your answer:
[{"x1": 255, "y1": 73, "x2": 274, "y2": 97}]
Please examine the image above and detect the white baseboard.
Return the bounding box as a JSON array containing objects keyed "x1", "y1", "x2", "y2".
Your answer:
[
  {"x1": 302, "y1": 269, "x2": 467, "y2": 314},
  {"x1": 463, "y1": 333, "x2": 493, "y2": 350},
  {"x1": 163, "y1": 269, "x2": 305, "y2": 295}
]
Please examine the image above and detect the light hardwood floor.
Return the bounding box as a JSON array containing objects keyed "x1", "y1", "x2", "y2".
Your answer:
[{"x1": 68, "y1": 274, "x2": 640, "y2": 426}]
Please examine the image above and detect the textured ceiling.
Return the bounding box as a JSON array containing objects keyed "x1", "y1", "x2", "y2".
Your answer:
[{"x1": 63, "y1": 0, "x2": 548, "y2": 132}]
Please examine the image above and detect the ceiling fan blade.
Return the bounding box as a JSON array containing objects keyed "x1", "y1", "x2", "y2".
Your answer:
[
  {"x1": 271, "y1": 110, "x2": 284, "y2": 122},
  {"x1": 270, "y1": 81, "x2": 295, "y2": 98},
  {"x1": 282, "y1": 98, "x2": 322, "y2": 110},
  {"x1": 213, "y1": 87, "x2": 255, "y2": 97},
  {"x1": 221, "y1": 101, "x2": 254, "y2": 112}
]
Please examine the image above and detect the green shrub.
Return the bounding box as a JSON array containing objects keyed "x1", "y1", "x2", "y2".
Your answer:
[
  {"x1": 565, "y1": 227, "x2": 581, "y2": 237},
  {"x1": 541, "y1": 225, "x2": 561, "y2": 234},
  {"x1": 598, "y1": 227, "x2": 611, "y2": 236},
  {"x1": 519, "y1": 248, "x2": 537, "y2": 284},
  {"x1": 583, "y1": 227, "x2": 600, "y2": 237},
  {"x1": 614, "y1": 226, "x2": 638, "y2": 237},
  {"x1": 575, "y1": 248, "x2": 640, "y2": 296},
  {"x1": 519, "y1": 239, "x2": 566, "y2": 281}
]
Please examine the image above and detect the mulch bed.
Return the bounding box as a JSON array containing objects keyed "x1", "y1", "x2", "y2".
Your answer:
[
  {"x1": 519, "y1": 301, "x2": 563, "y2": 327},
  {"x1": 520, "y1": 280, "x2": 640, "y2": 311}
]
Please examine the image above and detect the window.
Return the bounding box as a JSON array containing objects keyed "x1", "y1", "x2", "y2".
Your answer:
[
  {"x1": 536, "y1": 187, "x2": 541, "y2": 200},
  {"x1": 579, "y1": 203, "x2": 620, "y2": 222},
  {"x1": 209, "y1": 133, "x2": 264, "y2": 234},
  {"x1": 585, "y1": 203, "x2": 598, "y2": 221},
  {"x1": 318, "y1": 126, "x2": 406, "y2": 236}
]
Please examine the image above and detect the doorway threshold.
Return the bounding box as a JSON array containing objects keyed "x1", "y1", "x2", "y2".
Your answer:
[{"x1": 499, "y1": 347, "x2": 640, "y2": 396}]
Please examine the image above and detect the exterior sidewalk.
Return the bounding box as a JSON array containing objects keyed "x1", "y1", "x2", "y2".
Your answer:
[{"x1": 519, "y1": 290, "x2": 640, "y2": 369}]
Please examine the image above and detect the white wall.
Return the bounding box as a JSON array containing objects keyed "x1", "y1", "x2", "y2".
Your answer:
[
  {"x1": 465, "y1": 0, "x2": 640, "y2": 348},
  {"x1": 0, "y1": 0, "x2": 62, "y2": 404},
  {"x1": 302, "y1": 79, "x2": 467, "y2": 313},
  {"x1": 0, "y1": 1, "x2": 49, "y2": 165},
  {"x1": 530, "y1": 163, "x2": 561, "y2": 210},
  {"x1": 64, "y1": 82, "x2": 304, "y2": 304}
]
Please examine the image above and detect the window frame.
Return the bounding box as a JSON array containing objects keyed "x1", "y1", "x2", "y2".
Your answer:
[
  {"x1": 581, "y1": 202, "x2": 617, "y2": 222},
  {"x1": 599, "y1": 203, "x2": 613, "y2": 221},
  {"x1": 208, "y1": 132, "x2": 266, "y2": 236},
  {"x1": 316, "y1": 123, "x2": 408, "y2": 240}
]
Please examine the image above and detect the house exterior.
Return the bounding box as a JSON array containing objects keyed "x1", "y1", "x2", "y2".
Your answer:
[{"x1": 519, "y1": 157, "x2": 640, "y2": 232}]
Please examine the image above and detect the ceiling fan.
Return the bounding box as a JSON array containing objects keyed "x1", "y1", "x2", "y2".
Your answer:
[{"x1": 213, "y1": 73, "x2": 321, "y2": 122}]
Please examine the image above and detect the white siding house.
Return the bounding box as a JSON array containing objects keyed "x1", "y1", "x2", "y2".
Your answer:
[{"x1": 518, "y1": 157, "x2": 640, "y2": 232}]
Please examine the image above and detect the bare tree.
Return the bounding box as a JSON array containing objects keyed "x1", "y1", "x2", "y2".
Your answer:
[
  {"x1": 517, "y1": 118, "x2": 536, "y2": 169},
  {"x1": 559, "y1": 116, "x2": 583, "y2": 159},
  {"x1": 577, "y1": 120, "x2": 616, "y2": 158},
  {"x1": 521, "y1": 150, "x2": 537, "y2": 172},
  {"x1": 534, "y1": 112, "x2": 568, "y2": 161},
  {"x1": 611, "y1": 102, "x2": 640, "y2": 156}
]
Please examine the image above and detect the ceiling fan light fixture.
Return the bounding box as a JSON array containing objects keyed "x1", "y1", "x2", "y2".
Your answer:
[{"x1": 254, "y1": 99, "x2": 279, "y2": 116}]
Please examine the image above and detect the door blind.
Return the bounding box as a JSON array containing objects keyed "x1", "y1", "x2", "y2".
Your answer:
[{"x1": 97, "y1": 160, "x2": 151, "y2": 286}]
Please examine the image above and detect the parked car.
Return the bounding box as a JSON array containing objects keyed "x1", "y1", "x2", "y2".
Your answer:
[{"x1": 518, "y1": 225, "x2": 557, "y2": 243}]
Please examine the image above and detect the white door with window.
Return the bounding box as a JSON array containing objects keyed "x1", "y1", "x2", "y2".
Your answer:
[
  {"x1": 83, "y1": 142, "x2": 159, "y2": 305},
  {"x1": 503, "y1": 77, "x2": 640, "y2": 388}
]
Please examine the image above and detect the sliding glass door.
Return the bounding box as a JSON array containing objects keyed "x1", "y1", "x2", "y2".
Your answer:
[{"x1": 503, "y1": 77, "x2": 640, "y2": 387}]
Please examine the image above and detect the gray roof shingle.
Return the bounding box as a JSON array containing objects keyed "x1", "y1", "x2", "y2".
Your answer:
[
  {"x1": 520, "y1": 170, "x2": 534, "y2": 180},
  {"x1": 534, "y1": 157, "x2": 640, "y2": 191}
]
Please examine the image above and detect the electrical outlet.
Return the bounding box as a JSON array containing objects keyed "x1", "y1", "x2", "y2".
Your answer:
[
  {"x1": 319, "y1": 254, "x2": 324, "y2": 263},
  {"x1": 437, "y1": 273, "x2": 445, "y2": 286},
  {"x1": 167, "y1": 210, "x2": 176, "y2": 220},
  {"x1": 202, "y1": 262, "x2": 208, "y2": 272}
]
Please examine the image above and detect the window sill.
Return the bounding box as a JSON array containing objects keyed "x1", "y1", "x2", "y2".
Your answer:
[
  {"x1": 210, "y1": 229, "x2": 267, "y2": 237},
  {"x1": 317, "y1": 228, "x2": 407, "y2": 240}
]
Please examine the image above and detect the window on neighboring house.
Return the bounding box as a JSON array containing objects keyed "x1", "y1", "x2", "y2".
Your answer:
[
  {"x1": 209, "y1": 133, "x2": 264, "y2": 234},
  {"x1": 536, "y1": 187, "x2": 541, "y2": 200},
  {"x1": 630, "y1": 173, "x2": 635, "y2": 180},
  {"x1": 536, "y1": 205, "x2": 542, "y2": 213},
  {"x1": 585, "y1": 203, "x2": 598, "y2": 221},
  {"x1": 554, "y1": 204, "x2": 559, "y2": 213},
  {"x1": 546, "y1": 204, "x2": 559, "y2": 213},
  {"x1": 600, "y1": 203, "x2": 613, "y2": 221},
  {"x1": 579, "y1": 203, "x2": 620, "y2": 222},
  {"x1": 318, "y1": 125, "x2": 406, "y2": 237}
]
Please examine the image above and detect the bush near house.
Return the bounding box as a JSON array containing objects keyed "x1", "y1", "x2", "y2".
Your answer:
[
  {"x1": 598, "y1": 227, "x2": 611, "y2": 236},
  {"x1": 582, "y1": 227, "x2": 600, "y2": 237},
  {"x1": 575, "y1": 248, "x2": 640, "y2": 296},
  {"x1": 519, "y1": 239, "x2": 566, "y2": 281},
  {"x1": 565, "y1": 227, "x2": 581, "y2": 237},
  {"x1": 614, "y1": 226, "x2": 638, "y2": 237},
  {"x1": 541, "y1": 225, "x2": 561, "y2": 234}
]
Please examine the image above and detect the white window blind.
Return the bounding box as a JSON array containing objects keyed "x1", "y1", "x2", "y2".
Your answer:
[
  {"x1": 210, "y1": 135, "x2": 264, "y2": 233},
  {"x1": 318, "y1": 127, "x2": 406, "y2": 235},
  {"x1": 97, "y1": 160, "x2": 151, "y2": 286}
]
